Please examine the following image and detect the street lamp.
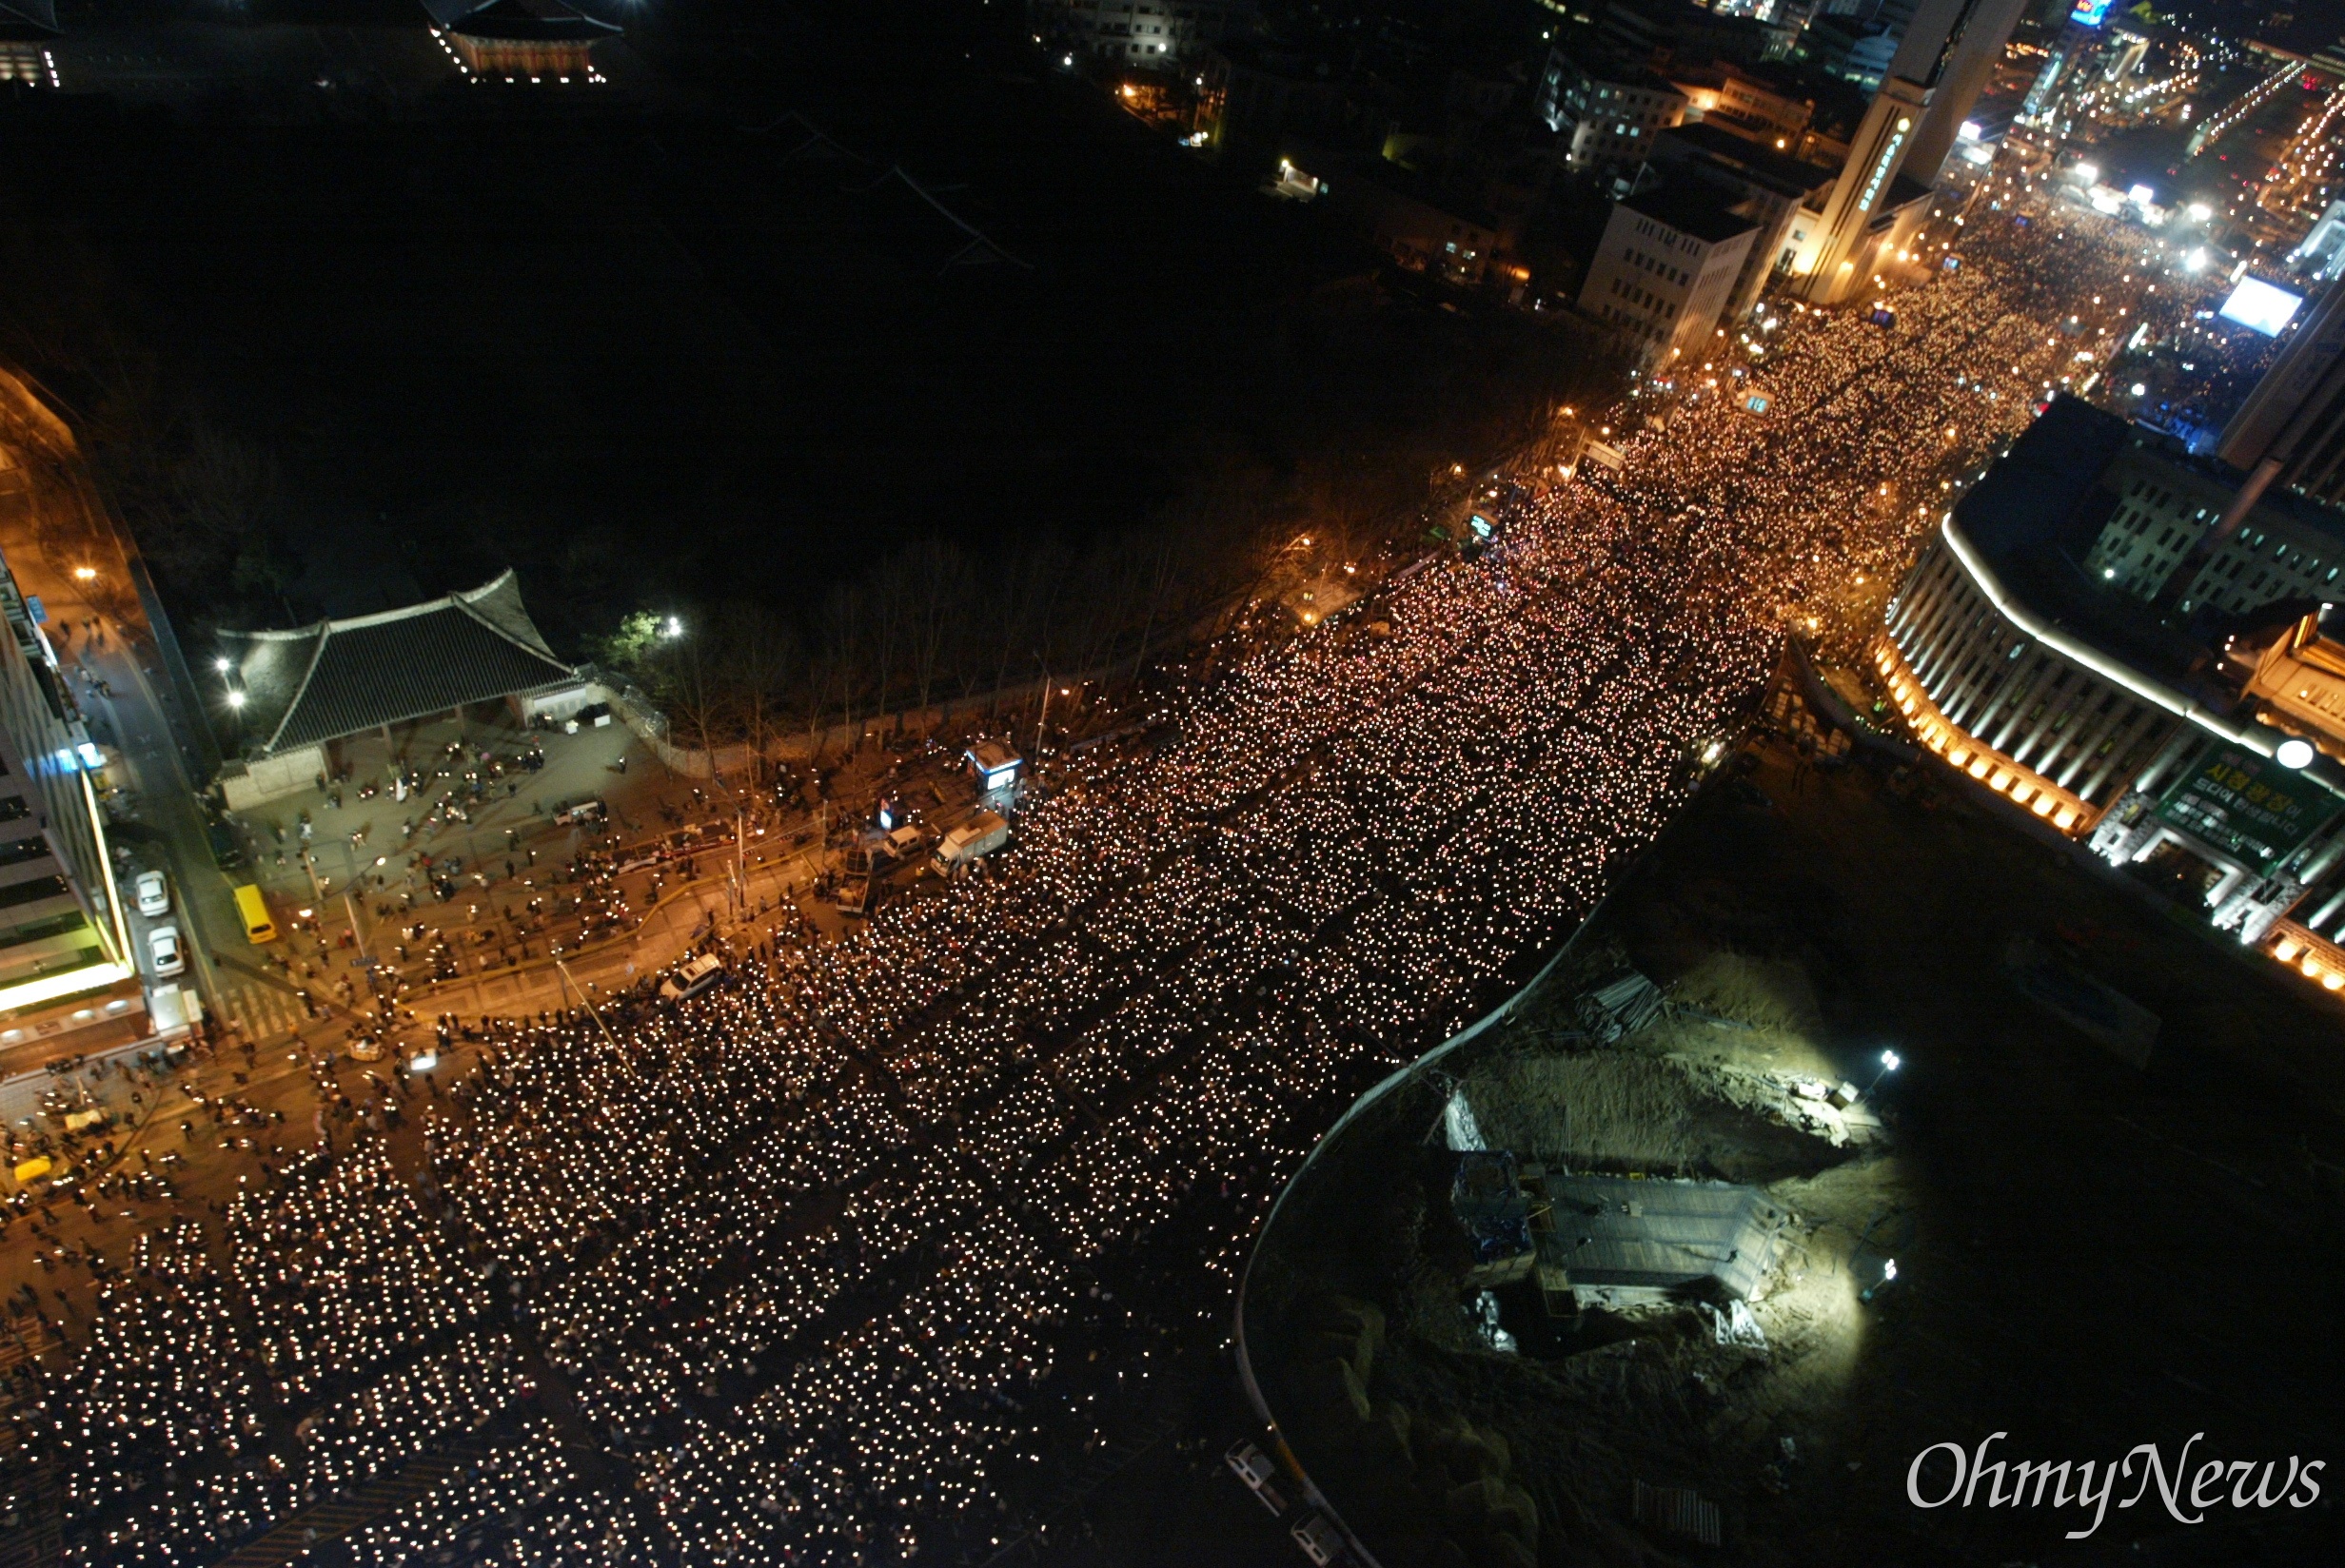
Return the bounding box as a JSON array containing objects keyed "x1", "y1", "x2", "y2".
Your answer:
[
  {"x1": 227, "y1": 690, "x2": 246, "y2": 710},
  {"x1": 1865, "y1": 1049, "x2": 1901, "y2": 1096}
]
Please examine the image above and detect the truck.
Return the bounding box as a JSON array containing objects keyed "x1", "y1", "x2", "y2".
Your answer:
[
  {"x1": 933, "y1": 810, "x2": 1009, "y2": 874},
  {"x1": 1290, "y1": 1512, "x2": 1346, "y2": 1565},
  {"x1": 1223, "y1": 1442, "x2": 1287, "y2": 1518}
]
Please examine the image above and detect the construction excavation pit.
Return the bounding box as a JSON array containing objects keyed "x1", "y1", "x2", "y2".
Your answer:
[{"x1": 1240, "y1": 754, "x2": 2345, "y2": 1567}]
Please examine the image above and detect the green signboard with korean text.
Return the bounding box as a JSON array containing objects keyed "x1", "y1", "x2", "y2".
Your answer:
[{"x1": 2156, "y1": 742, "x2": 2343, "y2": 867}]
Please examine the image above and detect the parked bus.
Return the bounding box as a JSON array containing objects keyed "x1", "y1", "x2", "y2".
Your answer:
[{"x1": 232, "y1": 884, "x2": 277, "y2": 944}]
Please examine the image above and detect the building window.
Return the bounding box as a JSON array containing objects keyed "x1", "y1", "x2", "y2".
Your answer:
[{"x1": 0, "y1": 874, "x2": 69, "y2": 911}]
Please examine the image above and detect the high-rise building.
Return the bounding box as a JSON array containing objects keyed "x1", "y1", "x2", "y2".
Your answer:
[
  {"x1": 1651, "y1": 122, "x2": 1838, "y2": 318},
  {"x1": 1877, "y1": 396, "x2": 2345, "y2": 981},
  {"x1": 1035, "y1": 0, "x2": 1256, "y2": 67},
  {"x1": 1792, "y1": 0, "x2": 2025, "y2": 301},
  {"x1": 2217, "y1": 279, "x2": 2345, "y2": 514},
  {"x1": 1578, "y1": 186, "x2": 1759, "y2": 368},
  {"x1": 1895, "y1": 0, "x2": 2030, "y2": 186},
  {"x1": 2292, "y1": 202, "x2": 2345, "y2": 284},
  {"x1": 1536, "y1": 47, "x2": 1689, "y2": 177},
  {"x1": 1798, "y1": 72, "x2": 1929, "y2": 300},
  {"x1": 0, "y1": 537, "x2": 131, "y2": 1017}
]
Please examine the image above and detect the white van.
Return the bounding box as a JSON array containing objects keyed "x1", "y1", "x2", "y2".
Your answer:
[{"x1": 659, "y1": 952, "x2": 724, "y2": 1001}]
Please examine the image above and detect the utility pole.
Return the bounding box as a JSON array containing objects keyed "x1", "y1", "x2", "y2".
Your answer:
[
  {"x1": 555, "y1": 957, "x2": 627, "y2": 1066},
  {"x1": 344, "y1": 890, "x2": 370, "y2": 961}
]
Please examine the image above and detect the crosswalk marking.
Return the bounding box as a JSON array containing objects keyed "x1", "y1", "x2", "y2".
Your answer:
[{"x1": 220, "y1": 977, "x2": 308, "y2": 1043}]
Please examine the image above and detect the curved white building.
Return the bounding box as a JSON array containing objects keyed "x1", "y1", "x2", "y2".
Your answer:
[{"x1": 1878, "y1": 396, "x2": 2345, "y2": 986}]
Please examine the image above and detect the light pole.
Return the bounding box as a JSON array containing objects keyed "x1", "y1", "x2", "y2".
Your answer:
[
  {"x1": 1864, "y1": 1049, "x2": 1901, "y2": 1097},
  {"x1": 554, "y1": 957, "x2": 627, "y2": 1067},
  {"x1": 218, "y1": 657, "x2": 247, "y2": 748}
]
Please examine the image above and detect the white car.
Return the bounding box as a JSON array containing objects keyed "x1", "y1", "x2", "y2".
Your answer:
[
  {"x1": 148, "y1": 924, "x2": 186, "y2": 977},
  {"x1": 658, "y1": 952, "x2": 724, "y2": 1001},
  {"x1": 134, "y1": 870, "x2": 169, "y2": 918}
]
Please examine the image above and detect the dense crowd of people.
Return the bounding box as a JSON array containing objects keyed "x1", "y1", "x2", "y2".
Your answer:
[{"x1": 10, "y1": 187, "x2": 2160, "y2": 1567}]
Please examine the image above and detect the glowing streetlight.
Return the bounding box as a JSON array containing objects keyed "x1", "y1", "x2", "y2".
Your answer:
[
  {"x1": 1865, "y1": 1049, "x2": 1901, "y2": 1095},
  {"x1": 227, "y1": 690, "x2": 246, "y2": 709}
]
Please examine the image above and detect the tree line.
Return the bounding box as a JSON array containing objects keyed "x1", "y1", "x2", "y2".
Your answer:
[{"x1": 596, "y1": 480, "x2": 1299, "y2": 766}]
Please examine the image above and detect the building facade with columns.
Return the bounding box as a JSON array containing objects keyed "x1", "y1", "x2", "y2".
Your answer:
[{"x1": 1876, "y1": 395, "x2": 2345, "y2": 990}]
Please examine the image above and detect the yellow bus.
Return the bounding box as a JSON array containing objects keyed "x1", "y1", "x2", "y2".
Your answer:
[{"x1": 232, "y1": 884, "x2": 277, "y2": 945}]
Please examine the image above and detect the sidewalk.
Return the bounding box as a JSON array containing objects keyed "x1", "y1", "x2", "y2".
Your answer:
[{"x1": 207, "y1": 720, "x2": 1010, "y2": 1042}]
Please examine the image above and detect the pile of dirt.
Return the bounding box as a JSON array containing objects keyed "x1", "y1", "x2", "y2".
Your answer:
[
  {"x1": 1456, "y1": 1048, "x2": 1858, "y2": 1185},
  {"x1": 1279, "y1": 1293, "x2": 1541, "y2": 1568}
]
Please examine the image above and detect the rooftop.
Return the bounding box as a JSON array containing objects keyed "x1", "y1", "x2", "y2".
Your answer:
[
  {"x1": 417, "y1": 0, "x2": 621, "y2": 43},
  {"x1": 0, "y1": 0, "x2": 55, "y2": 39},
  {"x1": 1550, "y1": 47, "x2": 1686, "y2": 97},
  {"x1": 1654, "y1": 121, "x2": 1838, "y2": 198},
  {"x1": 1953, "y1": 397, "x2": 2223, "y2": 696},
  {"x1": 217, "y1": 571, "x2": 578, "y2": 757},
  {"x1": 1537, "y1": 1174, "x2": 1788, "y2": 1303},
  {"x1": 1619, "y1": 186, "x2": 1760, "y2": 247}
]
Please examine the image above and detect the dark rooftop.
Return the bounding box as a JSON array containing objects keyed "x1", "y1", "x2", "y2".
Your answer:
[
  {"x1": 1953, "y1": 396, "x2": 2220, "y2": 694},
  {"x1": 0, "y1": 0, "x2": 56, "y2": 40},
  {"x1": 1654, "y1": 121, "x2": 1838, "y2": 198},
  {"x1": 418, "y1": 0, "x2": 621, "y2": 43},
  {"x1": 1620, "y1": 186, "x2": 1760, "y2": 247},
  {"x1": 1547, "y1": 43, "x2": 1685, "y2": 97},
  {"x1": 218, "y1": 571, "x2": 578, "y2": 757},
  {"x1": 1536, "y1": 1174, "x2": 1786, "y2": 1302}
]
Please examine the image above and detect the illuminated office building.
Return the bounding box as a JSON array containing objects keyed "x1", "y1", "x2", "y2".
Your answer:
[
  {"x1": 0, "y1": 534, "x2": 132, "y2": 1020},
  {"x1": 1799, "y1": 0, "x2": 2027, "y2": 302},
  {"x1": 1878, "y1": 396, "x2": 2345, "y2": 982}
]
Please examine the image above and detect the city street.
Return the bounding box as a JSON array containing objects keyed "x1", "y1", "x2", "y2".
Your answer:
[
  {"x1": 7, "y1": 0, "x2": 2345, "y2": 1552},
  {"x1": 0, "y1": 173, "x2": 2243, "y2": 1568}
]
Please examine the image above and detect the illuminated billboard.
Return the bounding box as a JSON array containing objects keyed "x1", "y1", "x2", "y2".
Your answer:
[
  {"x1": 2218, "y1": 277, "x2": 2306, "y2": 336},
  {"x1": 2157, "y1": 743, "x2": 2340, "y2": 865},
  {"x1": 2070, "y1": 0, "x2": 2111, "y2": 23}
]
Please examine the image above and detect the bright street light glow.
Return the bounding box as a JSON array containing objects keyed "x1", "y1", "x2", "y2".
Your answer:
[
  {"x1": 1881, "y1": 1050, "x2": 1901, "y2": 1072},
  {"x1": 227, "y1": 691, "x2": 246, "y2": 709},
  {"x1": 2277, "y1": 737, "x2": 2316, "y2": 769}
]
